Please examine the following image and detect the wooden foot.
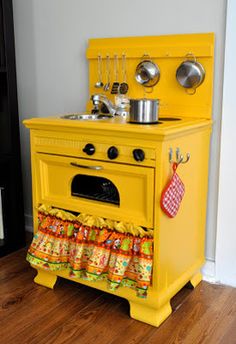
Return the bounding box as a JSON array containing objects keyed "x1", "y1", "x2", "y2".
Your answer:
[
  {"x1": 33, "y1": 268, "x2": 58, "y2": 289},
  {"x1": 189, "y1": 271, "x2": 202, "y2": 288},
  {"x1": 129, "y1": 301, "x2": 172, "y2": 327}
]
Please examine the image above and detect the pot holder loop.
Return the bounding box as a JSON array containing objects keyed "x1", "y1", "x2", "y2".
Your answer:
[{"x1": 160, "y1": 162, "x2": 185, "y2": 218}]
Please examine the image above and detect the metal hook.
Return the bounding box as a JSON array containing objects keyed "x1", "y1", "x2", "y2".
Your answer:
[
  {"x1": 181, "y1": 153, "x2": 191, "y2": 164},
  {"x1": 169, "y1": 147, "x2": 173, "y2": 163},
  {"x1": 176, "y1": 147, "x2": 181, "y2": 163},
  {"x1": 169, "y1": 148, "x2": 190, "y2": 164},
  {"x1": 178, "y1": 155, "x2": 184, "y2": 164}
]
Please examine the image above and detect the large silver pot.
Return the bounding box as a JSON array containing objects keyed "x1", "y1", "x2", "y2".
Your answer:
[
  {"x1": 129, "y1": 98, "x2": 159, "y2": 124},
  {"x1": 176, "y1": 60, "x2": 205, "y2": 89}
]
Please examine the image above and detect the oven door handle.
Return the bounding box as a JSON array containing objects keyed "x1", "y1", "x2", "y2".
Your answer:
[{"x1": 70, "y1": 162, "x2": 103, "y2": 170}]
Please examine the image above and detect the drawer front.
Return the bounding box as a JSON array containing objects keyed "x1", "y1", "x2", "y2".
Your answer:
[{"x1": 35, "y1": 153, "x2": 154, "y2": 227}]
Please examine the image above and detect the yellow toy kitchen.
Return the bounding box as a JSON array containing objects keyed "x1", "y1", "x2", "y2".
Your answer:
[{"x1": 24, "y1": 33, "x2": 214, "y2": 327}]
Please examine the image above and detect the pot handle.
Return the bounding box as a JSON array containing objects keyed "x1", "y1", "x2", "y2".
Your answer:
[
  {"x1": 186, "y1": 88, "x2": 196, "y2": 95},
  {"x1": 140, "y1": 53, "x2": 154, "y2": 93},
  {"x1": 184, "y1": 53, "x2": 198, "y2": 95},
  {"x1": 185, "y1": 52, "x2": 197, "y2": 63},
  {"x1": 144, "y1": 86, "x2": 154, "y2": 94}
]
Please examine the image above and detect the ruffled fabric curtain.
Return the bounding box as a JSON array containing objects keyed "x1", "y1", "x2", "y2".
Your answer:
[{"x1": 27, "y1": 205, "x2": 154, "y2": 298}]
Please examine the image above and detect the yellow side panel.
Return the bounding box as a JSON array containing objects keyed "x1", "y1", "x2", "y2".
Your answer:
[{"x1": 154, "y1": 129, "x2": 211, "y2": 296}]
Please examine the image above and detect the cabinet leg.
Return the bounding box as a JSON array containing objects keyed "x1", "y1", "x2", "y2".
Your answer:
[
  {"x1": 33, "y1": 268, "x2": 58, "y2": 289},
  {"x1": 189, "y1": 271, "x2": 202, "y2": 288},
  {"x1": 129, "y1": 301, "x2": 172, "y2": 327}
]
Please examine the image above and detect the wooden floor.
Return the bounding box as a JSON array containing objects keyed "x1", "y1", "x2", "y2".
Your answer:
[{"x1": 1, "y1": 248, "x2": 236, "y2": 344}]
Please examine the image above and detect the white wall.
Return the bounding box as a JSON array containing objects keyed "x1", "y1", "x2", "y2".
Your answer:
[
  {"x1": 12, "y1": 0, "x2": 226, "y2": 259},
  {"x1": 215, "y1": 0, "x2": 236, "y2": 286}
]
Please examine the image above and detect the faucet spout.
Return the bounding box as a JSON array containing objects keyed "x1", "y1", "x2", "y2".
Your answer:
[{"x1": 91, "y1": 94, "x2": 117, "y2": 116}]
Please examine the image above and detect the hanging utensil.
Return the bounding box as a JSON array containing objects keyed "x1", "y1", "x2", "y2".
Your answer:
[
  {"x1": 119, "y1": 53, "x2": 129, "y2": 95},
  {"x1": 94, "y1": 55, "x2": 103, "y2": 88},
  {"x1": 103, "y1": 55, "x2": 111, "y2": 91},
  {"x1": 176, "y1": 54, "x2": 205, "y2": 95},
  {"x1": 111, "y1": 54, "x2": 119, "y2": 94}
]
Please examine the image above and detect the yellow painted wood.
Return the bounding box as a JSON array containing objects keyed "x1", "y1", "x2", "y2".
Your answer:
[
  {"x1": 24, "y1": 116, "x2": 211, "y2": 327},
  {"x1": 33, "y1": 267, "x2": 58, "y2": 289},
  {"x1": 129, "y1": 301, "x2": 172, "y2": 327},
  {"x1": 86, "y1": 33, "x2": 214, "y2": 58},
  {"x1": 31, "y1": 128, "x2": 156, "y2": 167},
  {"x1": 23, "y1": 33, "x2": 214, "y2": 327},
  {"x1": 190, "y1": 272, "x2": 203, "y2": 288},
  {"x1": 154, "y1": 129, "x2": 211, "y2": 295},
  {"x1": 35, "y1": 152, "x2": 154, "y2": 227},
  {"x1": 86, "y1": 33, "x2": 214, "y2": 119},
  {"x1": 24, "y1": 116, "x2": 212, "y2": 139}
]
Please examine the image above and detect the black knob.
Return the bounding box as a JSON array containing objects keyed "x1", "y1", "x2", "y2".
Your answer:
[
  {"x1": 83, "y1": 143, "x2": 95, "y2": 155},
  {"x1": 107, "y1": 146, "x2": 119, "y2": 160},
  {"x1": 133, "y1": 149, "x2": 145, "y2": 162}
]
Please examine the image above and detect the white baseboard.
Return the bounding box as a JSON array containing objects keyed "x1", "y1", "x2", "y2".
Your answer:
[
  {"x1": 202, "y1": 259, "x2": 217, "y2": 283},
  {"x1": 25, "y1": 214, "x2": 33, "y2": 232},
  {"x1": 203, "y1": 259, "x2": 236, "y2": 288}
]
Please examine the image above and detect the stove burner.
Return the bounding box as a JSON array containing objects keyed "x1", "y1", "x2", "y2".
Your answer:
[
  {"x1": 159, "y1": 117, "x2": 181, "y2": 121},
  {"x1": 129, "y1": 121, "x2": 163, "y2": 125}
]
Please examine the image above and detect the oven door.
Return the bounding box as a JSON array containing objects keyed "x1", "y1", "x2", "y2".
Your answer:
[{"x1": 35, "y1": 153, "x2": 154, "y2": 227}]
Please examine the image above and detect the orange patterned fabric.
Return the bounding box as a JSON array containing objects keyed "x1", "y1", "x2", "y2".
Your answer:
[{"x1": 27, "y1": 210, "x2": 154, "y2": 298}]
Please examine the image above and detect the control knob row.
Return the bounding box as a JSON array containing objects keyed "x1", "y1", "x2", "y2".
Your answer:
[{"x1": 82, "y1": 143, "x2": 145, "y2": 162}]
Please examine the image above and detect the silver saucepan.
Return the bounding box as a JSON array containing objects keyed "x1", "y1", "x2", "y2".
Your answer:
[
  {"x1": 135, "y1": 60, "x2": 160, "y2": 87},
  {"x1": 129, "y1": 98, "x2": 159, "y2": 124},
  {"x1": 176, "y1": 54, "x2": 205, "y2": 94}
]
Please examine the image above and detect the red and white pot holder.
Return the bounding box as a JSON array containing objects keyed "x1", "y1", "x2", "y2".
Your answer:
[{"x1": 160, "y1": 162, "x2": 185, "y2": 218}]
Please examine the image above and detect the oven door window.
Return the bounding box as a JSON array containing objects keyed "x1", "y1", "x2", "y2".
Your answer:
[{"x1": 71, "y1": 175, "x2": 120, "y2": 205}]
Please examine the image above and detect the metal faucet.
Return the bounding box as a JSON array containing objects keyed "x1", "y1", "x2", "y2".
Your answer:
[{"x1": 90, "y1": 94, "x2": 117, "y2": 116}]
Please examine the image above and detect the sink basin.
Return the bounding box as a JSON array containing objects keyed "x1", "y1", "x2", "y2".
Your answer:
[{"x1": 60, "y1": 113, "x2": 113, "y2": 120}]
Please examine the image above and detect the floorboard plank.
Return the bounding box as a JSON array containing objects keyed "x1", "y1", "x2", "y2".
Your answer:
[
  {"x1": 37, "y1": 293, "x2": 124, "y2": 344},
  {"x1": 8, "y1": 286, "x2": 104, "y2": 344}
]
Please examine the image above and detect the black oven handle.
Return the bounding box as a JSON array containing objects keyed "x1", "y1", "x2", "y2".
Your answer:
[{"x1": 70, "y1": 162, "x2": 103, "y2": 171}]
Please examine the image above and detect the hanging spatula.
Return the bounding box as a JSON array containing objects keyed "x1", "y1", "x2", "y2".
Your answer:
[{"x1": 119, "y1": 53, "x2": 129, "y2": 95}]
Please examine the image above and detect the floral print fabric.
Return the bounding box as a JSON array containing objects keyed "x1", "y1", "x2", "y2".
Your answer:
[{"x1": 27, "y1": 206, "x2": 154, "y2": 298}]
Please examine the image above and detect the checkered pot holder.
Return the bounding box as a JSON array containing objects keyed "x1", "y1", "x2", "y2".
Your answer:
[{"x1": 160, "y1": 162, "x2": 185, "y2": 218}]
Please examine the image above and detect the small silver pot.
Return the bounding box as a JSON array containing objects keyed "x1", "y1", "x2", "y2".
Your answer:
[
  {"x1": 129, "y1": 98, "x2": 159, "y2": 124},
  {"x1": 135, "y1": 60, "x2": 160, "y2": 87}
]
